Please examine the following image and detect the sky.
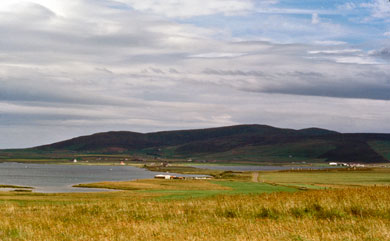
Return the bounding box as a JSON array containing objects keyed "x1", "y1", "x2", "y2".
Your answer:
[{"x1": 1, "y1": 0, "x2": 390, "y2": 148}]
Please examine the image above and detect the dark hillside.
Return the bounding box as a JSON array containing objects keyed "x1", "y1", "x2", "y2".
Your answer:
[
  {"x1": 297, "y1": 128, "x2": 339, "y2": 136},
  {"x1": 38, "y1": 125, "x2": 292, "y2": 151},
  {"x1": 38, "y1": 131, "x2": 148, "y2": 151},
  {"x1": 320, "y1": 140, "x2": 387, "y2": 163},
  {"x1": 30, "y1": 125, "x2": 390, "y2": 163},
  {"x1": 144, "y1": 124, "x2": 294, "y2": 145}
]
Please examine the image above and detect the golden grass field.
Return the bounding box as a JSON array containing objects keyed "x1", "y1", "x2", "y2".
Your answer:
[
  {"x1": 0, "y1": 168, "x2": 390, "y2": 240},
  {"x1": 75, "y1": 179, "x2": 230, "y2": 191}
]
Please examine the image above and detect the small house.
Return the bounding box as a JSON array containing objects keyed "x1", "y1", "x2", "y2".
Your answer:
[{"x1": 154, "y1": 174, "x2": 172, "y2": 179}]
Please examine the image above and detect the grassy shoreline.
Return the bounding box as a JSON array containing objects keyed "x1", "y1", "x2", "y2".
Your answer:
[{"x1": 0, "y1": 185, "x2": 33, "y2": 189}]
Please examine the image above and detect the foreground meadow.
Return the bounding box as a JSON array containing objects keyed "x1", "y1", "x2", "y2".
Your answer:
[
  {"x1": 0, "y1": 172, "x2": 390, "y2": 240},
  {"x1": 0, "y1": 187, "x2": 390, "y2": 240}
]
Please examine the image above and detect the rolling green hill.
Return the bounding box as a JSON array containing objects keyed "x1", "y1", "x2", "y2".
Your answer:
[{"x1": 3, "y1": 125, "x2": 390, "y2": 163}]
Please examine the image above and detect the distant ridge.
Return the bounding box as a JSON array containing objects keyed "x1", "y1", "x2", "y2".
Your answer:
[{"x1": 33, "y1": 124, "x2": 390, "y2": 163}]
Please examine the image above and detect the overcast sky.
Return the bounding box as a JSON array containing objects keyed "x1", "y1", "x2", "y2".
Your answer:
[{"x1": 1, "y1": 0, "x2": 390, "y2": 148}]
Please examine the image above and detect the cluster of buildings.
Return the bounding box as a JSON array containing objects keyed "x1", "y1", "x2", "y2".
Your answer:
[
  {"x1": 154, "y1": 174, "x2": 210, "y2": 180},
  {"x1": 329, "y1": 162, "x2": 365, "y2": 167}
]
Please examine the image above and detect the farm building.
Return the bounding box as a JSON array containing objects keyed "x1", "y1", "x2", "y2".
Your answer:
[
  {"x1": 154, "y1": 174, "x2": 172, "y2": 179},
  {"x1": 154, "y1": 175, "x2": 210, "y2": 180}
]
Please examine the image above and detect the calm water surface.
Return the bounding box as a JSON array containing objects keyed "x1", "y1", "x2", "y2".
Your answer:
[{"x1": 0, "y1": 162, "x2": 198, "y2": 193}]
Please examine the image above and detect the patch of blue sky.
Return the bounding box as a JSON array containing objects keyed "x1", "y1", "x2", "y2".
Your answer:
[
  {"x1": 267, "y1": 0, "x2": 334, "y2": 10},
  {"x1": 179, "y1": 14, "x2": 343, "y2": 43},
  {"x1": 323, "y1": 14, "x2": 385, "y2": 39},
  {"x1": 273, "y1": 0, "x2": 371, "y2": 11},
  {"x1": 178, "y1": 1, "x2": 388, "y2": 46}
]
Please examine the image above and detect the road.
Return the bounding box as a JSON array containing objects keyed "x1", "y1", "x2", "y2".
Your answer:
[{"x1": 251, "y1": 172, "x2": 259, "y2": 182}]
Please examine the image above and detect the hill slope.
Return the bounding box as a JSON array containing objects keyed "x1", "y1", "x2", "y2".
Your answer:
[{"x1": 30, "y1": 125, "x2": 390, "y2": 163}]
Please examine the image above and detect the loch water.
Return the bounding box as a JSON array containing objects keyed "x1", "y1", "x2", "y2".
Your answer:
[{"x1": 0, "y1": 162, "x2": 196, "y2": 193}]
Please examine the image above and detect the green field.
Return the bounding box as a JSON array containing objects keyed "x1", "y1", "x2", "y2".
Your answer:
[
  {"x1": 257, "y1": 168, "x2": 390, "y2": 187},
  {"x1": 76, "y1": 179, "x2": 297, "y2": 200}
]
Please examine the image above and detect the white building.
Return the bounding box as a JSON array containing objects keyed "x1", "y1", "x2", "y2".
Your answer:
[{"x1": 154, "y1": 174, "x2": 172, "y2": 179}]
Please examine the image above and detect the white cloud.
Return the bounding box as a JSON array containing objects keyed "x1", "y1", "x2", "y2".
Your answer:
[
  {"x1": 313, "y1": 40, "x2": 347, "y2": 46},
  {"x1": 120, "y1": 0, "x2": 255, "y2": 18},
  {"x1": 255, "y1": 7, "x2": 334, "y2": 15},
  {"x1": 333, "y1": 56, "x2": 380, "y2": 65},
  {"x1": 308, "y1": 49, "x2": 361, "y2": 55},
  {"x1": 337, "y1": 2, "x2": 357, "y2": 11},
  {"x1": 361, "y1": 0, "x2": 390, "y2": 19},
  {"x1": 188, "y1": 52, "x2": 246, "y2": 58},
  {"x1": 0, "y1": 0, "x2": 78, "y2": 17},
  {"x1": 311, "y1": 13, "x2": 320, "y2": 24}
]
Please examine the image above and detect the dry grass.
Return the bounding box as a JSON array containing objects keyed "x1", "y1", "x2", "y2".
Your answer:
[
  {"x1": 74, "y1": 179, "x2": 230, "y2": 191},
  {"x1": 0, "y1": 187, "x2": 390, "y2": 240}
]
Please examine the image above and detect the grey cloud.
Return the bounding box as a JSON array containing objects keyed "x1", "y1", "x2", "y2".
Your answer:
[
  {"x1": 263, "y1": 84, "x2": 390, "y2": 100},
  {"x1": 0, "y1": 27, "x2": 160, "y2": 58},
  {"x1": 149, "y1": 68, "x2": 165, "y2": 74},
  {"x1": 169, "y1": 68, "x2": 180, "y2": 74},
  {"x1": 0, "y1": 76, "x2": 148, "y2": 107},
  {"x1": 0, "y1": 5, "x2": 199, "y2": 66},
  {"x1": 241, "y1": 76, "x2": 390, "y2": 100},
  {"x1": 199, "y1": 65, "x2": 390, "y2": 100},
  {"x1": 203, "y1": 69, "x2": 323, "y2": 79},
  {"x1": 85, "y1": 33, "x2": 161, "y2": 48},
  {"x1": 0, "y1": 113, "x2": 97, "y2": 126},
  {"x1": 369, "y1": 48, "x2": 390, "y2": 59},
  {"x1": 308, "y1": 49, "x2": 362, "y2": 56},
  {"x1": 203, "y1": 68, "x2": 265, "y2": 77},
  {"x1": 119, "y1": 53, "x2": 189, "y2": 65},
  {"x1": 95, "y1": 67, "x2": 113, "y2": 74},
  {"x1": 287, "y1": 71, "x2": 324, "y2": 78}
]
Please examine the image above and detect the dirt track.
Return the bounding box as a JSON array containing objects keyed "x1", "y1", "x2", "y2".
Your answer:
[{"x1": 251, "y1": 172, "x2": 259, "y2": 182}]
